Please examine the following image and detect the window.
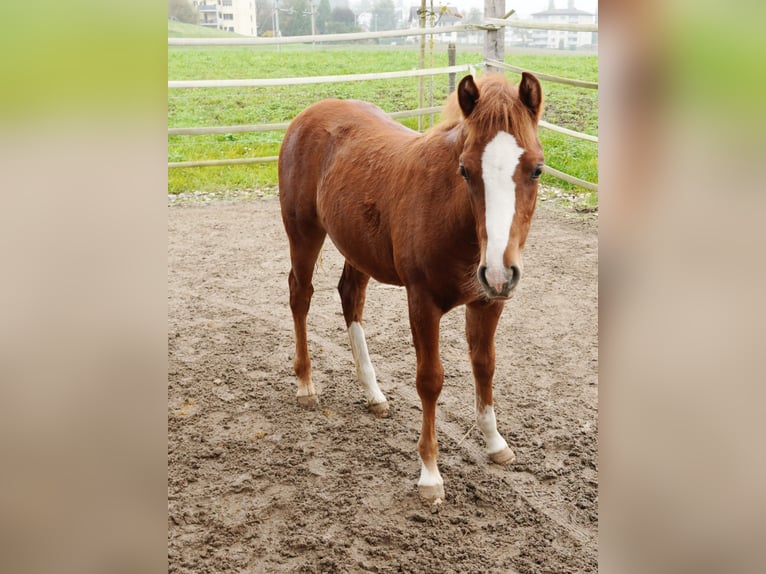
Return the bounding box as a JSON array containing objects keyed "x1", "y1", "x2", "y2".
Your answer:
[
  {"x1": 223, "y1": 0, "x2": 232, "y2": 5},
  {"x1": 223, "y1": 13, "x2": 234, "y2": 20}
]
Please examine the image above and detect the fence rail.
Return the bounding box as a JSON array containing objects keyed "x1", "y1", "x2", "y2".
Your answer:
[
  {"x1": 167, "y1": 106, "x2": 444, "y2": 137},
  {"x1": 541, "y1": 165, "x2": 598, "y2": 192},
  {"x1": 484, "y1": 18, "x2": 598, "y2": 33},
  {"x1": 484, "y1": 59, "x2": 598, "y2": 90},
  {"x1": 168, "y1": 113, "x2": 597, "y2": 144},
  {"x1": 169, "y1": 157, "x2": 278, "y2": 168},
  {"x1": 168, "y1": 19, "x2": 598, "y2": 192},
  {"x1": 169, "y1": 25, "x2": 475, "y2": 46},
  {"x1": 169, "y1": 65, "x2": 472, "y2": 89},
  {"x1": 168, "y1": 19, "x2": 596, "y2": 47},
  {"x1": 539, "y1": 120, "x2": 598, "y2": 143}
]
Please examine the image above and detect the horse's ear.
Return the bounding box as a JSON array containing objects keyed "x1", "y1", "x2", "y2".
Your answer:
[
  {"x1": 519, "y1": 72, "x2": 543, "y2": 121},
  {"x1": 457, "y1": 75, "x2": 480, "y2": 118}
]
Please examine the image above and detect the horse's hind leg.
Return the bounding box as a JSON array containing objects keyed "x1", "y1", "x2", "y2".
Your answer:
[
  {"x1": 285, "y1": 220, "x2": 326, "y2": 409},
  {"x1": 338, "y1": 262, "x2": 389, "y2": 416}
]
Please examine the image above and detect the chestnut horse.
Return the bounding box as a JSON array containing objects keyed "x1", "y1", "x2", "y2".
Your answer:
[{"x1": 278, "y1": 73, "x2": 544, "y2": 501}]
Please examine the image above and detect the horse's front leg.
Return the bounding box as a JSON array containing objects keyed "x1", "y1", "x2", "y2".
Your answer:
[
  {"x1": 466, "y1": 300, "x2": 516, "y2": 464},
  {"x1": 407, "y1": 290, "x2": 445, "y2": 501}
]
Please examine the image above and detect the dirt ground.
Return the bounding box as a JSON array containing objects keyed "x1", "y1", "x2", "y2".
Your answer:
[{"x1": 168, "y1": 193, "x2": 598, "y2": 574}]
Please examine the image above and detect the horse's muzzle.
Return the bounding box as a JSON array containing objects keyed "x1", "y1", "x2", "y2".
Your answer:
[{"x1": 478, "y1": 264, "x2": 521, "y2": 299}]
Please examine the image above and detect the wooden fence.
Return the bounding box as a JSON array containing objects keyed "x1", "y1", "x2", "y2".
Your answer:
[{"x1": 168, "y1": 19, "x2": 598, "y2": 192}]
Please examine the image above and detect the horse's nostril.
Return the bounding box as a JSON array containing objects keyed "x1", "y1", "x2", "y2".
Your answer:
[
  {"x1": 478, "y1": 265, "x2": 488, "y2": 287},
  {"x1": 508, "y1": 265, "x2": 521, "y2": 290},
  {"x1": 478, "y1": 264, "x2": 519, "y2": 297}
]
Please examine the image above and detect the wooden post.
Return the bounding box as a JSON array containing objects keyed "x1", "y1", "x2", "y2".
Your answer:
[
  {"x1": 484, "y1": 0, "x2": 504, "y2": 70},
  {"x1": 448, "y1": 42, "x2": 456, "y2": 93},
  {"x1": 418, "y1": 0, "x2": 426, "y2": 131}
]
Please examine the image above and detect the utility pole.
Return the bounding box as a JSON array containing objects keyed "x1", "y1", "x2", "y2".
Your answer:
[
  {"x1": 309, "y1": 0, "x2": 317, "y2": 48},
  {"x1": 274, "y1": 0, "x2": 281, "y2": 38},
  {"x1": 310, "y1": 0, "x2": 316, "y2": 37},
  {"x1": 274, "y1": 0, "x2": 281, "y2": 52}
]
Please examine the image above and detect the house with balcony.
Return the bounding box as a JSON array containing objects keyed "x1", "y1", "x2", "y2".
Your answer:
[
  {"x1": 192, "y1": 0, "x2": 257, "y2": 36},
  {"x1": 530, "y1": 0, "x2": 596, "y2": 51},
  {"x1": 193, "y1": 0, "x2": 219, "y2": 28}
]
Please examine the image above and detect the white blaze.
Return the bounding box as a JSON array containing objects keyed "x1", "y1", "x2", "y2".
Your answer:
[{"x1": 481, "y1": 131, "x2": 524, "y2": 290}]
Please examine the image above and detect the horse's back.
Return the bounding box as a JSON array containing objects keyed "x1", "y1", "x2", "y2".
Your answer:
[
  {"x1": 279, "y1": 99, "x2": 416, "y2": 285},
  {"x1": 282, "y1": 100, "x2": 378, "y2": 212},
  {"x1": 281, "y1": 99, "x2": 411, "y2": 159},
  {"x1": 279, "y1": 98, "x2": 415, "y2": 222},
  {"x1": 287, "y1": 98, "x2": 413, "y2": 138}
]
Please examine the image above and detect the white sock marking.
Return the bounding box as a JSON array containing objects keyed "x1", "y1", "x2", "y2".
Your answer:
[
  {"x1": 481, "y1": 131, "x2": 524, "y2": 290},
  {"x1": 418, "y1": 460, "x2": 444, "y2": 487},
  {"x1": 477, "y1": 405, "x2": 509, "y2": 455},
  {"x1": 348, "y1": 322, "x2": 387, "y2": 405}
]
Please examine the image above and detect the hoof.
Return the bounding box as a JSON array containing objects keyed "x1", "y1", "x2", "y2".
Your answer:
[
  {"x1": 489, "y1": 446, "x2": 516, "y2": 465},
  {"x1": 418, "y1": 483, "x2": 445, "y2": 502},
  {"x1": 296, "y1": 394, "x2": 319, "y2": 409},
  {"x1": 367, "y1": 400, "x2": 389, "y2": 417}
]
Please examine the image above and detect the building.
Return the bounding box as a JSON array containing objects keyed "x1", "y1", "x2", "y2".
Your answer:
[
  {"x1": 194, "y1": 0, "x2": 219, "y2": 28},
  {"x1": 405, "y1": 5, "x2": 478, "y2": 44},
  {"x1": 530, "y1": 0, "x2": 596, "y2": 50},
  {"x1": 192, "y1": 0, "x2": 258, "y2": 36}
]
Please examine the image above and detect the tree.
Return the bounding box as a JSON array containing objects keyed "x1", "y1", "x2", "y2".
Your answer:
[
  {"x1": 168, "y1": 0, "x2": 198, "y2": 24},
  {"x1": 464, "y1": 7, "x2": 483, "y2": 24},
  {"x1": 281, "y1": 0, "x2": 311, "y2": 36},
  {"x1": 372, "y1": 0, "x2": 397, "y2": 31},
  {"x1": 326, "y1": 7, "x2": 358, "y2": 34},
  {"x1": 316, "y1": 0, "x2": 331, "y2": 34}
]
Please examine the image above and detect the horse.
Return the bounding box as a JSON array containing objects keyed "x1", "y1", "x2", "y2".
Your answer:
[{"x1": 278, "y1": 72, "x2": 544, "y2": 501}]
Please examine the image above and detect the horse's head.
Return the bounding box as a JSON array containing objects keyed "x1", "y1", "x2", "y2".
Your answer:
[{"x1": 453, "y1": 72, "x2": 544, "y2": 300}]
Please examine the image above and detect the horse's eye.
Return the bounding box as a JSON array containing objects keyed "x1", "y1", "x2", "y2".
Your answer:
[
  {"x1": 531, "y1": 163, "x2": 544, "y2": 180},
  {"x1": 459, "y1": 164, "x2": 469, "y2": 181}
]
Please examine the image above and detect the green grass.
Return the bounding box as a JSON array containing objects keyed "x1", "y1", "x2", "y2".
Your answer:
[
  {"x1": 509, "y1": 54, "x2": 598, "y2": 198},
  {"x1": 168, "y1": 42, "x2": 598, "y2": 201}
]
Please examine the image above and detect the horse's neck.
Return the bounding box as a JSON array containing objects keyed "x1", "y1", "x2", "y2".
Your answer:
[
  {"x1": 407, "y1": 122, "x2": 464, "y2": 175},
  {"x1": 406, "y1": 124, "x2": 479, "y2": 244}
]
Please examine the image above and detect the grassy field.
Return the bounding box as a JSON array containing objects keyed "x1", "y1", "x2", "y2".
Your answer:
[{"x1": 168, "y1": 33, "x2": 598, "y2": 202}]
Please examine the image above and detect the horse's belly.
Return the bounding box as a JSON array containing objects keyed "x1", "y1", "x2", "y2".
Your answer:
[
  {"x1": 312, "y1": 116, "x2": 412, "y2": 286},
  {"x1": 318, "y1": 193, "x2": 402, "y2": 286},
  {"x1": 336, "y1": 242, "x2": 403, "y2": 286}
]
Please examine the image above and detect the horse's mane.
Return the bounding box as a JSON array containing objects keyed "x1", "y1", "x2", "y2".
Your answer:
[{"x1": 435, "y1": 73, "x2": 540, "y2": 150}]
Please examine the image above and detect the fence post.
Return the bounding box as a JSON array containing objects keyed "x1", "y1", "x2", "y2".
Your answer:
[
  {"x1": 484, "y1": 0, "x2": 504, "y2": 71},
  {"x1": 417, "y1": 0, "x2": 426, "y2": 131},
  {"x1": 448, "y1": 42, "x2": 456, "y2": 93}
]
